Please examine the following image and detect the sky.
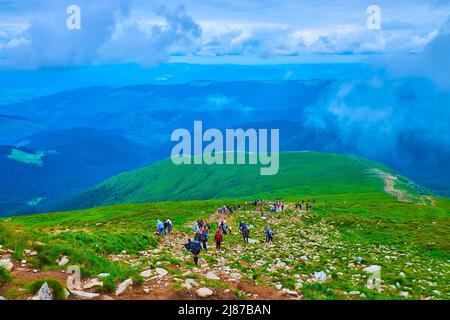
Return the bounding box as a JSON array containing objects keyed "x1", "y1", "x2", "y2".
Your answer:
[{"x1": 0, "y1": 0, "x2": 450, "y2": 69}]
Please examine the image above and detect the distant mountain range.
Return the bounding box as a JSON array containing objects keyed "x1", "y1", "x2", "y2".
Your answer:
[
  {"x1": 0, "y1": 79, "x2": 448, "y2": 216},
  {"x1": 0, "y1": 128, "x2": 152, "y2": 216},
  {"x1": 55, "y1": 152, "x2": 430, "y2": 212}
]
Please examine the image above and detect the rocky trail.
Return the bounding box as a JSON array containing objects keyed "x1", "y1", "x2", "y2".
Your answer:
[{"x1": 1, "y1": 202, "x2": 448, "y2": 300}]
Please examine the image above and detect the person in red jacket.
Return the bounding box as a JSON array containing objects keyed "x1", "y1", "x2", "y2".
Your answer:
[{"x1": 214, "y1": 228, "x2": 223, "y2": 250}]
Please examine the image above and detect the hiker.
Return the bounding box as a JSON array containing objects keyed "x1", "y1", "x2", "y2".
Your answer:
[
  {"x1": 241, "y1": 227, "x2": 250, "y2": 243},
  {"x1": 221, "y1": 219, "x2": 228, "y2": 235},
  {"x1": 239, "y1": 221, "x2": 247, "y2": 232},
  {"x1": 156, "y1": 220, "x2": 164, "y2": 236},
  {"x1": 265, "y1": 226, "x2": 274, "y2": 243},
  {"x1": 200, "y1": 226, "x2": 209, "y2": 251},
  {"x1": 184, "y1": 239, "x2": 201, "y2": 265},
  {"x1": 214, "y1": 228, "x2": 223, "y2": 250},
  {"x1": 166, "y1": 218, "x2": 173, "y2": 235}
]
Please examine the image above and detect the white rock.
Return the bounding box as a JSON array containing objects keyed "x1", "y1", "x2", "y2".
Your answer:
[
  {"x1": 363, "y1": 265, "x2": 381, "y2": 273},
  {"x1": 83, "y1": 278, "x2": 103, "y2": 290},
  {"x1": 98, "y1": 273, "x2": 110, "y2": 278},
  {"x1": 181, "y1": 283, "x2": 192, "y2": 290},
  {"x1": 70, "y1": 290, "x2": 100, "y2": 299},
  {"x1": 0, "y1": 259, "x2": 13, "y2": 271},
  {"x1": 313, "y1": 271, "x2": 327, "y2": 282},
  {"x1": 248, "y1": 239, "x2": 260, "y2": 244},
  {"x1": 196, "y1": 287, "x2": 213, "y2": 298},
  {"x1": 206, "y1": 271, "x2": 220, "y2": 281},
  {"x1": 155, "y1": 268, "x2": 168, "y2": 277},
  {"x1": 31, "y1": 282, "x2": 53, "y2": 300},
  {"x1": 400, "y1": 291, "x2": 409, "y2": 297},
  {"x1": 29, "y1": 251, "x2": 38, "y2": 256},
  {"x1": 230, "y1": 273, "x2": 242, "y2": 280},
  {"x1": 58, "y1": 256, "x2": 69, "y2": 266},
  {"x1": 349, "y1": 291, "x2": 360, "y2": 295},
  {"x1": 0, "y1": 296, "x2": 5, "y2": 300},
  {"x1": 399, "y1": 272, "x2": 406, "y2": 277},
  {"x1": 140, "y1": 269, "x2": 153, "y2": 278},
  {"x1": 282, "y1": 289, "x2": 298, "y2": 296},
  {"x1": 143, "y1": 287, "x2": 150, "y2": 294},
  {"x1": 115, "y1": 279, "x2": 133, "y2": 296}
]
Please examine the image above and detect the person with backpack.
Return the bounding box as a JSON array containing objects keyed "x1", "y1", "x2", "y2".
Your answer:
[
  {"x1": 200, "y1": 227, "x2": 209, "y2": 251},
  {"x1": 184, "y1": 239, "x2": 201, "y2": 266},
  {"x1": 166, "y1": 218, "x2": 173, "y2": 235},
  {"x1": 214, "y1": 228, "x2": 223, "y2": 250},
  {"x1": 156, "y1": 220, "x2": 164, "y2": 236},
  {"x1": 265, "y1": 226, "x2": 274, "y2": 243}
]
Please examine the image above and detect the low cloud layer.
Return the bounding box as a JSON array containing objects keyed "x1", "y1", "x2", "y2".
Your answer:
[{"x1": 0, "y1": 1, "x2": 201, "y2": 69}]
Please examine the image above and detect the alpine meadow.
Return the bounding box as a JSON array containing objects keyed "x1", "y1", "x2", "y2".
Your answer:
[{"x1": 0, "y1": 0, "x2": 449, "y2": 305}]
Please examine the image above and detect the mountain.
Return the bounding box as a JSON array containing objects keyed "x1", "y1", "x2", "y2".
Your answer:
[
  {"x1": 0, "y1": 128, "x2": 153, "y2": 216},
  {"x1": 1, "y1": 79, "x2": 448, "y2": 197},
  {"x1": 56, "y1": 152, "x2": 431, "y2": 212},
  {"x1": 1, "y1": 152, "x2": 447, "y2": 300}
]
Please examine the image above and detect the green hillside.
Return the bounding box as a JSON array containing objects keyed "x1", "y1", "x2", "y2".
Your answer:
[
  {"x1": 0, "y1": 152, "x2": 449, "y2": 300},
  {"x1": 57, "y1": 152, "x2": 429, "y2": 211}
]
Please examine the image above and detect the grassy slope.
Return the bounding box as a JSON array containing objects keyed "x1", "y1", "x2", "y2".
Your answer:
[
  {"x1": 58, "y1": 152, "x2": 407, "y2": 210},
  {"x1": 0, "y1": 152, "x2": 448, "y2": 299}
]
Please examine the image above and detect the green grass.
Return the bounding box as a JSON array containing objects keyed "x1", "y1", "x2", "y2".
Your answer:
[
  {"x1": 0, "y1": 152, "x2": 448, "y2": 300},
  {"x1": 27, "y1": 278, "x2": 67, "y2": 300},
  {"x1": 0, "y1": 266, "x2": 12, "y2": 286},
  {"x1": 58, "y1": 152, "x2": 409, "y2": 211}
]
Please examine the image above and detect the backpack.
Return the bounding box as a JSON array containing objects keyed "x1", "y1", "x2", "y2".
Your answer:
[{"x1": 191, "y1": 241, "x2": 201, "y2": 255}]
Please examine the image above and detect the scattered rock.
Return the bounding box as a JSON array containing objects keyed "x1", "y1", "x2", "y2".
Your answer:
[
  {"x1": 313, "y1": 271, "x2": 327, "y2": 282},
  {"x1": 140, "y1": 269, "x2": 153, "y2": 278},
  {"x1": 0, "y1": 259, "x2": 14, "y2": 271},
  {"x1": 83, "y1": 278, "x2": 103, "y2": 290},
  {"x1": 206, "y1": 271, "x2": 220, "y2": 281},
  {"x1": 31, "y1": 282, "x2": 53, "y2": 300},
  {"x1": 363, "y1": 265, "x2": 381, "y2": 273},
  {"x1": 58, "y1": 256, "x2": 69, "y2": 266},
  {"x1": 349, "y1": 291, "x2": 360, "y2": 295},
  {"x1": 143, "y1": 287, "x2": 150, "y2": 294},
  {"x1": 155, "y1": 268, "x2": 168, "y2": 277},
  {"x1": 196, "y1": 287, "x2": 213, "y2": 298},
  {"x1": 70, "y1": 290, "x2": 100, "y2": 299},
  {"x1": 399, "y1": 291, "x2": 409, "y2": 297},
  {"x1": 115, "y1": 279, "x2": 133, "y2": 296},
  {"x1": 98, "y1": 273, "x2": 110, "y2": 278}
]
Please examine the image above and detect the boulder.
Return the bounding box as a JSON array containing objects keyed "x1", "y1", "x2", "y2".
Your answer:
[
  {"x1": 196, "y1": 287, "x2": 213, "y2": 298},
  {"x1": 31, "y1": 282, "x2": 53, "y2": 300},
  {"x1": 140, "y1": 269, "x2": 153, "y2": 278},
  {"x1": 70, "y1": 290, "x2": 100, "y2": 299},
  {"x1": 83, "y1": 278, "x2": 103, "y2": 290},
  {"x1": 205, "y1": 271, "x2": 220, "y2": 281},
  {"x1": 155, "y1": 268, "x2": 168, "y2": 277},
  {"x1": 0, "y1": 259, "x2": 13, "y2": 271},
  {"x1": 115, "y1": 279, "x2": 133, "y2": 296}
]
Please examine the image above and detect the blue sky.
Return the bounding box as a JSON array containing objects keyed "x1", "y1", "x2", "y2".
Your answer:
[{"x1": 0, "y1": 0, "x2": 449, "y2": 68}]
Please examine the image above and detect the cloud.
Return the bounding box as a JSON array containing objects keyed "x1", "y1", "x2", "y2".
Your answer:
[
  {"x1": 0, "y1": 1, "x2": 201, "y2": 69},
  {"x1": 386, "y1": 16, "x2": 450, "y2": 90}
]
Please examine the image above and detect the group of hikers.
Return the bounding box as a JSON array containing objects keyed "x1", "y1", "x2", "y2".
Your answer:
[
  {"x1": 155, "y1": 218, "x2": 173, "y2": 236},
  {"x1": 270, "y1": 200, "x2": 285, "y2": 213},
  {"x1": 182, "y1": 198, "x2": 313, "y2": 266},
  {"x1": 294, "y1": 199, "x2": 314, "y2": 211}
]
